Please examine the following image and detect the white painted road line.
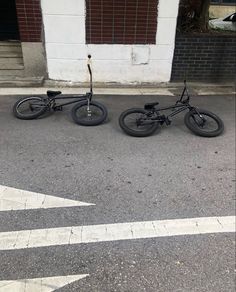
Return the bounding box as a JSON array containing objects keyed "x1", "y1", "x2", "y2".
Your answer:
[
  {"x1": 0, "y1": 185, "x2": 95, "y2": 211},
  {"x1": 0, "y1": 274, "x2": 89, "y2": 292},
  {"x1": 0, "y1": 216, "x2": 234, "y2": 250}
]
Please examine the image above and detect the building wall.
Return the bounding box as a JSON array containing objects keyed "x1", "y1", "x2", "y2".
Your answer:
[
  {"x1": 13, "y1": 0, "x2": 46, "y2": 77},
  {"x1": 15, "y1": 0, "x2": 42, "y2": 42},
  {"x1": 171, "y1": 34, "x2": 236, "y2": 82},
  {"x1": 41, "y1": 0, "x2": 180, "y2": 84}
]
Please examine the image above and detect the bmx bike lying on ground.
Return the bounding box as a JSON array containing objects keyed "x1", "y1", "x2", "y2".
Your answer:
[
  {"x1": 13, "y1": 55, "x2": 108, "y2": 126},
  {"x1": 119, "y1": 81, "x2": 224, "y2": 137}
]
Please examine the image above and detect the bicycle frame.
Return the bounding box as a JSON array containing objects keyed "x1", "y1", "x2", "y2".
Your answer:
[
  {"x1": 142, "y1": 81, "x2": 197, "y2": 125},
  {"x1": 159, "y1": 103, "x2": 192, "y2": 118},
  {"x1": 47, "y1": 93, "x2": 90, "y2": 108},
  {"x1": 46, "y1": 55, "x2": 93, "y2": 109}
]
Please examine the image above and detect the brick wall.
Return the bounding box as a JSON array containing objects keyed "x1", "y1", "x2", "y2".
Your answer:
[
  {"x1": 15, "y1": 0, "x2": 42, "y2": 42},
  {"x1": 86, "y1": 0, "x2": 158, "y2": 44},
  {"x1": 171, "y1": 34, "x2": 236, "y2": 82}
]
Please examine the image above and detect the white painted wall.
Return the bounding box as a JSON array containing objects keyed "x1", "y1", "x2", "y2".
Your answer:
[{"x1": 41, "y1": 0, "x2": 180, "y2": 84}]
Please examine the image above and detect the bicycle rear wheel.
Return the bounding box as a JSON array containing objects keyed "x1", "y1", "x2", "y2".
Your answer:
[
  {"x1": 13, "y1": 96, "x2": 47, "y2": 120},
  {"x1": 71, "y1": 100, "x2": 107, "y2": 126},
  {"x1": 184, "y1": 109, "x2": 224, "y2": 137},
  {"x1": 119, "y1": 108, "x2": 159, "y2": 137}
]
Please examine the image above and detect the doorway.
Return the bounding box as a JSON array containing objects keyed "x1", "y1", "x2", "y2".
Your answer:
[{"x1": 0, "y1": 0, "x2": 20, "y2": 41}]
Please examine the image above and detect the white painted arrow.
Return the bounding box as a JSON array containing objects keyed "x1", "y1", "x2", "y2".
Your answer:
[
  {"x1": 0, "y1": 185, "x2": 95, "y2": 211},
  {"x1": 0, "y1": 216, "x2": 234, "y2": 251},
  {"x1": 0, "y1": 274, "x2": 89, "y2": 292}
]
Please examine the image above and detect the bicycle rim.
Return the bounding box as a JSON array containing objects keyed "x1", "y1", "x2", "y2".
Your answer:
[
  {"x1": 16, "y1": 97, "x2": 46, "y2": 117},
  {"x1": 73, "y1": 103, "x2": 106, "y2": 124}
]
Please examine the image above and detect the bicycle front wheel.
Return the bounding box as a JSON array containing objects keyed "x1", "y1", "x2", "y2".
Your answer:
[
  {"x1": 119, "y1": 108, "x2": 159, "y2": 137},
  {"x1": 71, "y1": 101, "x2": 108, "y2": 126},
  {"x1": 13, "y1": 96, "x2": 47, "y2": 120},
  {"x1": 184, "y1": 109, "x2": 224, "y2": 137}
]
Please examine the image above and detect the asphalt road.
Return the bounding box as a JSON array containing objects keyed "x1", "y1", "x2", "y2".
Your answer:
[{"x1": 0, "y1": 93, "x2": 235, "y2": 291}]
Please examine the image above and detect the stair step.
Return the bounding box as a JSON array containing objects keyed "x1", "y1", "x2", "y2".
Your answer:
[
  {"x1": 0, "y1": 41, "x2": 23, "y2": 55},
  {"x1": 0, "y1": 41, "x2": 23, "y2": 69},
  {"x1": 0, "y1": 47, "x2": 23, "y2": 54},
  {"x1": 0, "y1": 76, "x2": 44, "y2": 87},
  {"x1": 0, "y1": 41, "x2": 21, "y2": 46},
  {"x1": 0, "y1": 52, "x2": 23, "y2": 58},
  {"x1": 0, "y1": 69, "x2": 25, "y2": 77},
  {"x1": 0, "y1": 58, "x2": 24, "y2": 70}
]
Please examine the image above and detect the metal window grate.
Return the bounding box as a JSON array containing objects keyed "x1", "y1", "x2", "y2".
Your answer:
[{"x1": 86, "y1": 0, "x2": 158, "y2": 44}]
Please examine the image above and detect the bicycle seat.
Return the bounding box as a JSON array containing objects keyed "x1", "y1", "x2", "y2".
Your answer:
[
  {"x1": 144, "y1": 102, "x2": 159, "y2": 110},
  {"x1": 47, "y1": 90, "x2": 62, "y2": 97}
]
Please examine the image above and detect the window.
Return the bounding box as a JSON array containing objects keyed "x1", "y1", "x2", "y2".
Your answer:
[
  {"x1": 86, "y1": 0, "x2": 158, "y2": 44},
  {"x1": 211, "y1": 0, "x2": 236, "y2": 5}
]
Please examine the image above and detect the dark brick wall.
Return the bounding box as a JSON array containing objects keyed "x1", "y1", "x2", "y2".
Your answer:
[
  {"x1": 15, "y1": 0, "x2": 42, "y2": 42},
  {"x1": 171, "y1": 34, "x2": 236, "y2": 82}
]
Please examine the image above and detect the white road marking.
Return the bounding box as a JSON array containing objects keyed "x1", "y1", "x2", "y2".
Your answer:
[
  {"x1": 0, "y1": 216, "x2": 234, "y2": 250},
  {"x1": 0, "y1": 185, "x2": 95, "y2": 211},
  {"x1": 0, "y1": 274, "x2": 88, "y2": 292}
]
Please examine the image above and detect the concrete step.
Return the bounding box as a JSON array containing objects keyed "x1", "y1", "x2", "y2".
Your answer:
[
  {"x1": 0, "y1": 69, "x2": 25, "y2": 77},
  {"x1": 0, "y1": 76, "x2": 44, "y2": 87},
  {"x1": 0, "y1": 41, "x2": 23, "y2": 54},
  {"x1": 0, "y1": 58, "x2": 24, "y2": 70},
  {"x1": 0, "y1": 41, "x2": 24, "y2": 70},
  {"x1": 0, "y1": 52, "x2": 23, "y2": 58},
  {"x1": 0, "y1": 46, "x2": 23, "y2": 54},
  {"x1": 0, "y1": 41, "x2": 20, "y2": 45}
]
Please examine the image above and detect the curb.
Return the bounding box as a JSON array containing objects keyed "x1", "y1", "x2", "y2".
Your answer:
[{"x1": 0, "y1": 79, "x2": 235, "y2": 96}]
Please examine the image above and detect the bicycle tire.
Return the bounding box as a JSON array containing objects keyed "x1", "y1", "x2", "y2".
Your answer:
[
  {"x1": 13, "y1": 96, "x2": 47, "y2": 120},
  {"x1": 119, "y1": 108, "x2": 159, "y2": 137},
  {"x1": 71, "y1": 100, "x2": 108, "y2": 126},
  {"x1": 184, "y1": 109, "x2": 224, "y2": 137}
]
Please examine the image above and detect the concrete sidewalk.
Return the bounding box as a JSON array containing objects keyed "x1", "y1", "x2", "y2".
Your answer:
[{"x1": 0, "y1": 82, "x2": 235, "y2": 96}]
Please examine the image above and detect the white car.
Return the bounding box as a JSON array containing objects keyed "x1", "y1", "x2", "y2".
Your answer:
[{"x1": 209, "y1": 13, "x2": 236, "y2": 32}]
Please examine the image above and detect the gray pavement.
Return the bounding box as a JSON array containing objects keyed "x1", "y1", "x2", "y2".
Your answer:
[{"x1": 0, "y1": 93, "x2": 235, "y2": 291}]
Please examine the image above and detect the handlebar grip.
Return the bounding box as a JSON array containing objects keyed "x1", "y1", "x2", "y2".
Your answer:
[{"x1": 87, "y1": 54, "x2": 92, "y2": 65}]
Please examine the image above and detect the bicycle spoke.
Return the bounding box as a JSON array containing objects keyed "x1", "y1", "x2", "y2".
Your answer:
[
  {"x1": 124, "y1": 113, "x2": 153, "y2": 132},
  {"x1": 75, "y1": 105, "x2": 103, "y2": 121},
  {"x1": 17, "y1": 100, "x2": 45, "y2": 115}
]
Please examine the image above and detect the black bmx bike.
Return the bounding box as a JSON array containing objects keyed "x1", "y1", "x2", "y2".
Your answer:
[
  {"x1": 119, "y1": 81, "x2": 224, "y2": 137},
  {"x1": 13, "y1": 55, "x2": 108, "y2": 126}
]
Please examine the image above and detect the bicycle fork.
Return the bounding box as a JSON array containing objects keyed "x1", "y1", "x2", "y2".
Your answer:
[
  {"x1": 86, "y1": 98, "x2": 92, "y2": 117},
  {"x1": 192, "y1": 108, "x2": 206, "y2": 127}
]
